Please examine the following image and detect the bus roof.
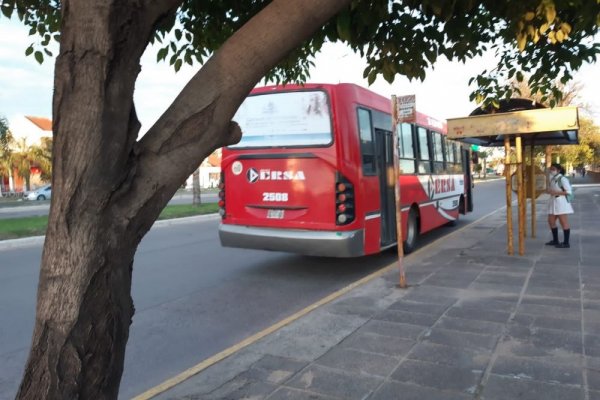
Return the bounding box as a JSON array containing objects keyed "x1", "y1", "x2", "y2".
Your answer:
[{"x1": 250, "y1": 83, "x2": 447, "y2": 134}]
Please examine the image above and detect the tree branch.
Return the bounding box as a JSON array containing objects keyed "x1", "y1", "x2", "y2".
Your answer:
[{"x1": 121, "y1": 0, "x2": 351, "y2": 229}]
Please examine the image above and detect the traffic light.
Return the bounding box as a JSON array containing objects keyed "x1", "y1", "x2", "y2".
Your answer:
[{"x1": 471, "y1": 151, "x2": 479, "y2": 164}]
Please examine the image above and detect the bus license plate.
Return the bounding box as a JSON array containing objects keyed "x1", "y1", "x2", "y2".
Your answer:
[{"x1": 267, "y1": 209, "x2": 284, "y2": 219}]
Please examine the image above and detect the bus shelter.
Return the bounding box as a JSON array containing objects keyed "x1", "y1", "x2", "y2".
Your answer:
[{"x1": 446, "y1": 101, "x2": 579, "y2": 256}]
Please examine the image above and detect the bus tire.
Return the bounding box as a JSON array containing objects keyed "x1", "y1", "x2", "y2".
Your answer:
[{"x1": 403, "y1": 208, "x2": 419, "y2": 254}]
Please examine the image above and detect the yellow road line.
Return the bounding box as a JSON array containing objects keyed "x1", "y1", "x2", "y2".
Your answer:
[{"x1": 132, "y1": 205, "x2": 507, "y2": 399}]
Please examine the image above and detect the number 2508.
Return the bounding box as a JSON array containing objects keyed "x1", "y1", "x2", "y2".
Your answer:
[{"x1": 263, "y1": 192, "x2": 288, "y2": 202}]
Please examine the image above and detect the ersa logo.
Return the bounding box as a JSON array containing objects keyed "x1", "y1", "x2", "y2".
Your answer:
[
  {"x1": 246, "y1": 168, "x2": 306, "y2": 183},
  {"x1": 427, "y1": 176, "x2": 456, "y2": 199}
]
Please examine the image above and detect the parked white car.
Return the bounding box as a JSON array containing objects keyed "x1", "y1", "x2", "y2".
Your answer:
[{"x1": 27, "y1": 184, "x2": 52, "y2": 201}]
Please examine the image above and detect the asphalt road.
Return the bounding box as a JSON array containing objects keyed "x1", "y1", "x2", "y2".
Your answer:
[
  {"x1": 0, "y1": 192, "x2": 218, "y2": 219},
  {"x1": 0, "y1": 179, "x2": 508, "y2": 399}
]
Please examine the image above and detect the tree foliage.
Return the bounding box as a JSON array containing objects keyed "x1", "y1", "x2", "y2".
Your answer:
[
  {"x1": 555, "y1": 117, "x2": 600, "y2": 167},
  {"x1": 2, "y1": 0, "x2": 599, "y2": 109}
]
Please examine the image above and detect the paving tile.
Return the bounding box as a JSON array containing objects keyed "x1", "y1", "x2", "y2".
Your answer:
[
  {"x1": 203, "y1": 376, "x2": 277, "y2": 400},
  {"x1": 588, "y1": 368, "x2": 600, "y2": 392},
  {"x1": 590, "y1": 390, "x2": 600, "y2": 400},
  {"x1": 491, "y1": 256, "x2": 534, "y2": 268},
  {"x1": 525, "y1": 286, "x2": 581, "y2": 299},
  {"x1": 399, "y1": 292, "x2": 458, "y2": 307},
  {"x1": 356, "y1": 320, "x2": 426, "y2": 341},
  {"x1": 491, "y1": 355, "x2": 582, "y2": 385},
  {"x1": 521, "y1": 296, "x2": 581, "y2": 309},
  {"x1": 423, "y1": 328, "x2": 498, "y2": 352},
  {"x1": 423, "y1": 277, "x2": 477, "y2": 289},
  {"x1": 480, "y1": 374, "x2": 582, "y2": 400},
  {"x1": 241, "y1": 355, "x2": 308, "y2": 384},
  {"x1": 368, "y1": 381, "x2": 473, "y2": 400},
  {"x1": 286, "y1": 365, "x2": 382, "y2": 400},
  {"x1": 456, "y1": 298, "x2": 517, "y2": 313},
  {"x1": 524, "y1": 315, "x2": 583, "y2": 333},
  {"x1": 387, "y1": 300, "x2": 449, "y2": 316},
  {"x1": 506, "y1": 325, "x2": 583, "y2": 354},
  {"x1": 446, "y1": 306, "x2": 511, "y2": 324},
  {"x1": 315, "y1": 347, "x2": 398, "y2": 378},
  {"x1": 340, "y1": 331, "x2": 415, "y2": 358},
  {"x1": 474, "y1": 273, "x2": 526, "y2": 286},
  {"x1": 407, "y1": 342, "x2": 490, "y2": 370},
  {"x1": 588, "y1": 334, "x2": 600, "y2": 350},
  {"x1": 390, "y1": 359, "x2": 482, "y2": 395},
  {"x1": 435, "y1": 316, "x2": 505, "y2": 336},
  {"x1": 267, "y1": 387, "x2": 339, "y2": 400},
  {"x1": 468, "y1": 283, "x2": 523, "y2": 294},
  {"x1": 516, "y1": 303, "x2": 581, "y2": 320},
  {"x1": 495, "y1": 337, "x2": 581, "y2": 365},
  {"x1": 373, "y1": 309, "x2": 440, "y2": 327}
]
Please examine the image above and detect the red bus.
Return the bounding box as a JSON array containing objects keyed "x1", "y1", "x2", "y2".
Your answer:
[{"x1": 218, "y1": 83, "x2": 473, "y2": 257}]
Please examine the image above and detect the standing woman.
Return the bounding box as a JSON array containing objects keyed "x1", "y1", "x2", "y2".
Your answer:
[{"x1": 546, "y1": 163, "x2": 574, "y2": 248}]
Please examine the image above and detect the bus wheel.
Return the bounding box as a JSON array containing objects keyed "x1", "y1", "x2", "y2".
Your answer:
[{"x1": 403, "y1": 208, "x2": 419, "y2": 254}]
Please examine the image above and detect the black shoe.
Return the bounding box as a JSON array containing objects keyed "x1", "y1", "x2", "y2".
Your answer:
[
  {"x1": 555, "y1": 242, "x2": 570, "y2": 248},
  {"x1": 545, "y1": 240, "x2": 558, "y2": 246}
]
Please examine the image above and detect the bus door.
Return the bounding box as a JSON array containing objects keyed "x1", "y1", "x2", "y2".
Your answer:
[
  {"x1": 462, "y1": 148, "x2": 474, "y2": 213},
  {"x1": 375, "y1": 129, "x2": 397, "y2": 246}
]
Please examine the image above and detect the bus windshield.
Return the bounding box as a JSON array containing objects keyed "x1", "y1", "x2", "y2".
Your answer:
[{"x1": 230, "y1": 90, "x2": 333, "y2": 148}]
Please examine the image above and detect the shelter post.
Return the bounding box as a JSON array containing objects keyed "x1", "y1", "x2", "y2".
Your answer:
[
  {"x1": 504, "y1": 136, "x2": 514, "y2": 255},
  {"x1": 516, "y1": 135, "x2": 525, "y2": 255},
  {"x1": 530, "y1": 144, "x2": 536, "y2": 237}
]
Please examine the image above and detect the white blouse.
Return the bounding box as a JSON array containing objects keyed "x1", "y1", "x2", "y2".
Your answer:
[{"x1": 547, "y1": 174, "x2": 574, "y2": 215}]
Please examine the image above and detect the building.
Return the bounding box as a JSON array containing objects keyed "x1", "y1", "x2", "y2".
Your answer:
[
  {"x1": 1, "y1": 115, "x2": 52, "y2": 194},
  {"x1": 184, "y1": 149, "x2": 221, "y2": 189}
]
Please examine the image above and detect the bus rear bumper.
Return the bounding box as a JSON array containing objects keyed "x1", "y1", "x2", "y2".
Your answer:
[{"x1": 218, "y1": 224, "x2": 364, "y2": 258}]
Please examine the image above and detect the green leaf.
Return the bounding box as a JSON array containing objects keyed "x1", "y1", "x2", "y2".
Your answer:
[
  {"x1": 174, "y1": 29, "x2": 182, "y2": 41},
  {"x1": 25, "y1": 45, "x2": 34, "y2": 56},
  {"x1": 44, "y1": 48, "x2": 52, "y2": 57},
  {"x1": 34, "y1": 51, "x2": 43, "y2": 64},
  {"x1": 1, "y1": 3, "x2": 13, "y2": 18},
  {"x1": 157, "y1": 47, "x2": 168, "y2": 62},
  {"x1": 174, "y1": 58, "x2": 182, "y2": 72},
  {"x1": 336, "y1": 11, "x2": 352, "y2": 41},
  {"x1": 516, "y1": 71, "x2": 524, "y2": 82}
]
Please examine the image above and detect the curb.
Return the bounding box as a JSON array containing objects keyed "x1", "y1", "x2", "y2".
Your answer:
[{"x1": 0, "y1": 213, "x2": 220, "y2": 251}]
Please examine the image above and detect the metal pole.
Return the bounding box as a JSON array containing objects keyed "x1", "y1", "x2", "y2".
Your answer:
[
  {"x1": 391, "y1": 96, "x2": 406, "y2": 288},
  {"x1": 530, "y1": 143, "x2": 536, "y2": 238},
  {"x1": 516, "y1": 135, "x2": 525, "y2": 256},
  {"x1": 504, "y1": 136, "x2": 513, "y2": 255}
]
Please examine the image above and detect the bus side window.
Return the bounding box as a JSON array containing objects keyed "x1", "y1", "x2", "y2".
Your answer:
[
  {"x1": 357, "y1": 108, "x2": 376, "y2": 175},
  {"x1": 454, "y1": 143, "x2": 464, "y2": 172},
  {"x1": 398, "y1": 123, "x2": 416, "y2": 174},
  {"x1": 416, "y1": 127, "x2": 431, "y2": 174},
  {"x1": 432, "y1": 131, "x2": 444, "y2": 174},
  {"x1": 445, "y1": 138, "x2": 455, "y2": 172}
]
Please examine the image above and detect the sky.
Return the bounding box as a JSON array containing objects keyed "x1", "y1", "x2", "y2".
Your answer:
[{"x1": 1, "y1": 16, "x2": 599, "y2": 134}]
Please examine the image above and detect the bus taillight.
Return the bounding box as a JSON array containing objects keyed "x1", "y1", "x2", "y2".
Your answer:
[
  {"x1": 218, "y1": 173, "x2": 226, "y2": 218},
  {"x1": 336, "y1": 175, "x2": 354, "y2": 225}
]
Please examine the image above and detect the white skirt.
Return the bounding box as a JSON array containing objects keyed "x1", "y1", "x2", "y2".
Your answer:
[{"x1": 547, "y1": 195, "x2": 574, "y2": 215}]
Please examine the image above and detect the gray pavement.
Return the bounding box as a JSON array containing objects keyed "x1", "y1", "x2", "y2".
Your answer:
[{"x1": 156, "y1": 185, "x2": 600, "y2": 400}]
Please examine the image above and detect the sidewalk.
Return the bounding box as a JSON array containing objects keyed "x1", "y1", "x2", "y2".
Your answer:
[{"x1": 152, "y1": 186, "x2": 600, "y2": 400}]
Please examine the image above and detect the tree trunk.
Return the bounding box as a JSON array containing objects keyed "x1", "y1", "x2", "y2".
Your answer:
[
  {"x1": 192, "y1": 167, "x2": 201, "y2": 205},
  {"x1": 17, "y1": 0, "x2": 351, "y2": 399}
]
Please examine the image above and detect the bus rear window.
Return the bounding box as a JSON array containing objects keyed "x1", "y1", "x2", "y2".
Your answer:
[{"x1": 229, "y1": 90, "x2": 333, "y2": 148}]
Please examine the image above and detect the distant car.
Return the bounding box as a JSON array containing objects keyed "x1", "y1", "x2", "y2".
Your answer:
[{"x1": 27, "y1": 184, "x2": 52, "y2": 201}]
